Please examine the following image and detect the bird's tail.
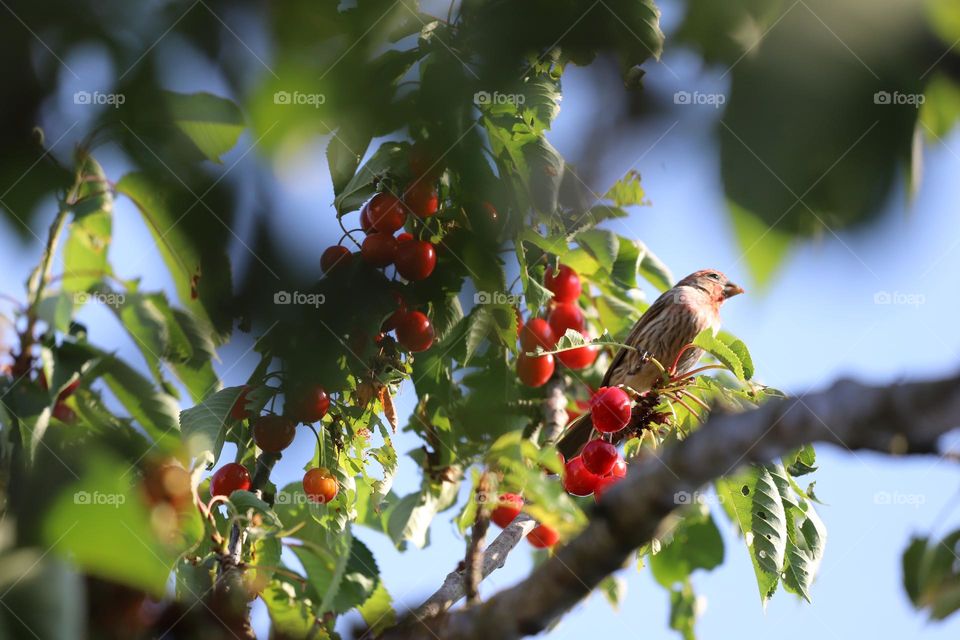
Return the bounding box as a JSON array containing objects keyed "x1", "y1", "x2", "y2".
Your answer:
[{"x1": 555, "y1": 411, "x2": 594, "y2": 460}]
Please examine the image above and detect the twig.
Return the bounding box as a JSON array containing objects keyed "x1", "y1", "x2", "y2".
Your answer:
[{"x1": 464, "y1": 472, "x2": 491, "y2": 604}]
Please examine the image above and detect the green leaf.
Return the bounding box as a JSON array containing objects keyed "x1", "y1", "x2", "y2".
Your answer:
[
  {"x1": 604, "y1": 171, "x2": 646, "y2": 207},
  {"x1": 668, "y1": 579, "x2": 700, "y2": 640},
  {"x1": 716, "y1": 464, "x2": 788, "y2": 604},
  {"x1": 358, "y1": 582, "x2": 397, "y2": 635},
  {"x1": 637, "y1": 241, "x2": 673, "y2": 292},
  {"x1": 577, "y1": 229, "x2": 620, "y2": 273},
  {"x1": 42, "y1": 452, "x2": 177, "y2": 597},
  {"x1": 111, "y1": 290, "x2": 219, "y2": 402},
  {"x1": 650, "y1": 511, "x2": 724, "y2": 587},
  {"x1": 327, "y1": 123, "x2": 373, "y2": 195},
  {"x1": 116, "y1": 172, "x2": 233, "y2": 342},
  {"x1": 163, "y1": 91, "x2": 245, "y2": 163},
  {"x1": 81, "y1": 346, "x2": 181, "y2": 446},
  {"x1": 524, "y1": 136, "x2": 564, "y2": 214},
  {"x1": 693, "y1": 329, "x2": 746, "y2": 380},
  {"x1": 229, "y1": 490, "x2": 281, "y2": 528},
  {"x1": 782, "y1": 500, "x2": 827, "y2": 602},
  {"x1": 179, "y1": 386, "x2": 245, "y2": 466},
  {"x1": 334, "y1": 141, "x2": 412, "y2": 216},
  {"x1": 598, "y1": 575, "x2": 627, "y2": 610},
  {"x1": 262, "y1": 578, "x2": 321, "y2": 638},
  {"x1": 62, "y1": 155, "x2": 113, "y2": 293},
  {"x1": 387, "y1": 479, "x2": 461, "y2": 549}
]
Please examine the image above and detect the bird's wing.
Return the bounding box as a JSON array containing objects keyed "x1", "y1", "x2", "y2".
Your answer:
[{"x1": 602, "y1": 289, "x2": 676, "y2": 386}]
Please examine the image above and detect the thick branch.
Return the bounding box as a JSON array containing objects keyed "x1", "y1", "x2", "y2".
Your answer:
[
  {"x1": 387, "y1": 372, "x2": 960, "y2": 639},
  {"x1": 541, "y1": 376, "x2": 568, "y2": 445}
]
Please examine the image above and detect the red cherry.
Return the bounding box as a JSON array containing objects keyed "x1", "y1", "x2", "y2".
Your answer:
[
  {"x1": 366, "y1": 193, "x2": 407, "y2": 233},
  {"x1": 590, "y1": 387, "x2": 632, "y2": 434},
  {"x1": 593, "y1": 475, "x2": 622, "y2": 503},
  {"x1": 557, "y1": 336, "x2": 598, "y2": 370},
  {"x1": 397, "y1": 232, "x2": 414, "y2": 243},
  {"x1": 396, "y1": 311, "x2": 435, "y2": 352},
  {"x1": 516, "y1": 353, "x2": 555, "y2": 388},
  {"x1": 404, "y1": 182, "x2": 439, "y2": 218},
  {"x1": 252, "y1": 415, "x2": 297, "y2": 453},
  {"x1": 491, "y1": 493, "x2": 524, "y2": 528},
  {"x1": 360, "y1": 205, "x2": 373, "y2": 233},
  {"x1": 547, "y1": 303, "x2": 585, "y2": 339},
  {"x1": 57, "y1": 379, "x2": 81, "y2": 401},
  {"x1": 610, "y1": 456, "x2": 627, "y2": 478},
  {"x1": 303, "y1": 467, "x2": 339, "y2": 504},
  {"x1": 482, "y1": 201, "x2": 498, "y2": 221},
  {"x1": 528, "y1": 523, "x2": 559, "y2": 548},
  {"x1": 519, "y1": 318, "x2": 556, "y2": 353},
  {"x1": 289, "y1": 385, "x2": 330, "y2": 423},
  {"x1": 562, "y1": 456, "x2": 600, "y2": 496},
  {"x1": 230, "y1": 386, "x2": 254, "y2": 421},
  {"x1": 210, "y1": 462, "x2": 251, "y2": 497},
  {"x1": 581, "y1": 440, "x2": 618, "y2": 476},
  {"x1": 52, "y1": 402, "x2": 76, "y2": 423},
  {"x1": 544, "y1": 264, "x2": 581, "y2": 303},
  {"x1": 395, "y1": 240, "x2": 437, "y2": 281},
  {"x1": 361, "y1": 233, "x2": 398, "y2": 267},
  {"x1": 321, "y1": 245, "x2": 352, "y2": 274}
]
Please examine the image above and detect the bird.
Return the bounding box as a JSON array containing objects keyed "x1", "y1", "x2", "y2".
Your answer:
[{"x1": 555, "y1": 269, "x2": 744, "y2": 459}]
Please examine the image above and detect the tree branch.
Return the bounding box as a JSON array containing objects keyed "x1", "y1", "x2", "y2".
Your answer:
[
  {"x1": 406, "y1": 512, "x2": 538, "y2": 622},
  {"x1": 385, "y1": 372, "x2": 960, "y2": 639}
]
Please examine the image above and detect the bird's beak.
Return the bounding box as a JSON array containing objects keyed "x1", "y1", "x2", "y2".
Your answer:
[{"x1": 723, "y1": 282, "x2": 745, "y2": 299}]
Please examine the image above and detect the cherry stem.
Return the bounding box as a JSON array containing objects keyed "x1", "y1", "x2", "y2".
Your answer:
[
  {"x1": 669, "y1": 343, "x2": 698, "y2": 376},
  {"x1": 671, "y1": 364, "x2": 727, "y2": 384},
  {"x1": 305, "y1": 424, "x2": 325, "y2": 465}
]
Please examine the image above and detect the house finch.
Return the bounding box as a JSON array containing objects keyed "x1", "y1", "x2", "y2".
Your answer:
[{"x1": 556, "y1": 269, "x2": 743, "y2": 458}]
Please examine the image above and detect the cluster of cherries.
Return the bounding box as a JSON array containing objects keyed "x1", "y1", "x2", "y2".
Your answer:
[
  {"x1": 562, "y1": 386, "x2": 632, "y2": 501},
  {"x1": 320, "y1": 183, "x2": 439, "y2": 281},
  {"x1": 208, "y1": 384, "x2": 340, "y2": 505},
  {"x1": 516, "y1": 264, "x2": 599, "y2": 387}
]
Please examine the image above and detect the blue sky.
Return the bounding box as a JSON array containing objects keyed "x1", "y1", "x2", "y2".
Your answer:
[{"x1": 2, "y1": 8, "x2": 960, "y2": 640}]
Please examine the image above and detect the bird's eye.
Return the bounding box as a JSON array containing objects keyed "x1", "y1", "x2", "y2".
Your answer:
[{"x1": 707, "y1": 272, "x2": 720, "y2": 281}]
